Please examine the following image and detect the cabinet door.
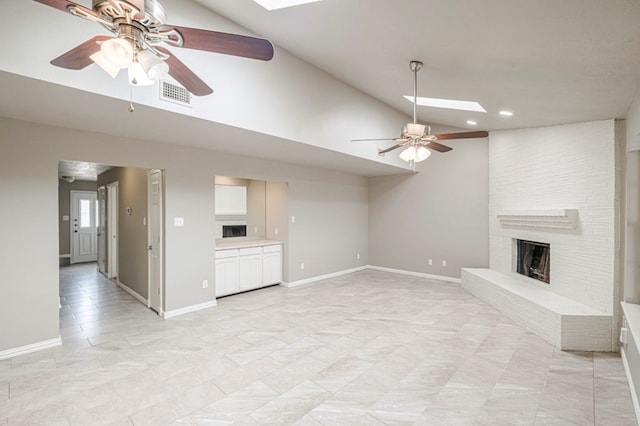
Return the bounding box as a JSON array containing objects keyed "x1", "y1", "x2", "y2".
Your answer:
[
  {"x1": 239, "y1": 254, "x2": 263, "y2": 291},
  {"x1": 216, "y1": 257, "x2": 239, "y2": 296},
  {"x1": 263, "y1": 251, "x2": 282, "y2": 285}
]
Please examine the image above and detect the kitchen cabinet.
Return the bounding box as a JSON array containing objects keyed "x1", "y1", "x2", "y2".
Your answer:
[
  {"x1": 215, "y1": 242, "x2": 282, "y2": 297},
  {"x1": 262, "y1": 244, "x2": 282, "y2": 285},
  {"x1": 215, "y1": 249, "x2": 239, "y2": 297},
  {"x1": 238, "y1": 247, "x2": 263, "y2": 292}
]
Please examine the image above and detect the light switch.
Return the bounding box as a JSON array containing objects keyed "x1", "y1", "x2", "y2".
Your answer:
[
  {"x1": 174, "y1": 217, "x2": 185, "y2": 227},
  {"x1": 62, "y1": 215, "x2": 69, "y2": 222}
]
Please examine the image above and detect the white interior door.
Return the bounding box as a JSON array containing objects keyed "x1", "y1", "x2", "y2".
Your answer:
[
  {"x1": 107, "y1": 182, "x2": 119, "y2": 279},
  {"x1": 148, "y1": 170, "x2": 163, "y2": 313},
  {"x1": 97, "y1": 186, "x2": 107, "y2": 274},
  {"x1": 70, "y1": 190, "x2": 98, "y2": 264}
]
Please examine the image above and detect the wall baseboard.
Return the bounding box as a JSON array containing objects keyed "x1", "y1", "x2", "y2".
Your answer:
[
  {"x1": 621, "y1": 346, "x2": 640, "y2": 425},
  {"x1": 162, "y1": 300, "x2": 217, "y2": 319},
  {"x1": 0, "y1": 337, "x2": 62, "y2": 361},
  {"x1": 367, "y1": 265, "x2": 461, "y2": 283},
  {"x1": 281, "y1": 265, "x2": 369, "y2": 288},
  {"x1": 116, "y1": 280, "x2": 149, "y2": 306},
  {"x1": 59, "y1": 254, "x2": 71, "y2": 259}
]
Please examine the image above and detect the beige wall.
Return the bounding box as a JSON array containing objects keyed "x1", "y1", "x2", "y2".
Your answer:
[
  {"x1": 368, "y1": 138, "x2": 490, "y2": 279},
  {"x1": 58, "y1": 179, "x2": 97, "y2": 256},
  {"x1": 0, "y1": 116, "x2": 370, "y2": 351},
  {"x1": 98, "y1": 167, "x2": 149, "y2": 299}
]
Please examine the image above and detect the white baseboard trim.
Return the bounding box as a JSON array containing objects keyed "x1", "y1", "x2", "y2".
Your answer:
[
  {"x1": 621, "y1": 346, "x2": 640, "y2": 425},
  {"x1": 367, "y1": 265, "x2": 461, "y2": 283},
  {"x1": 162, "y1": 300, "x2": 217, "y2": 319},
  {"x1": 116, "y1": 280, "x2": 149, "y2": 306},
  {"x1": 0, "y1": 337, "x2": 62, "y2": 361},
  {"x1": 281, "y1": 266, "x2": 369, "y2": 288},
  {"x1": 59, "y1": 254, "x2": 70, "y2": 259}
]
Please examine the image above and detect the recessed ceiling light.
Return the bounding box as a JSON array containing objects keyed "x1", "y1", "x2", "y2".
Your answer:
[
  {"x1": 404, "y1": 96, "x2": 487, "y2": 113},
  {"x1": 253, "y1": 0, "x2": 322, "y2": 10},
  {"x1": 499, "y1": 110, "x2": 513, "y2": 117},
  {"x1": 466, "y1": 120, "x2": 477, "y2": 126}
]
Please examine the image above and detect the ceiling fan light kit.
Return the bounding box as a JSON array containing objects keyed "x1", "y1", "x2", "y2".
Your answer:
[
  {"x1": 352, "y1": 60, "x2": 488, "y2": 165},
  {"x1": 33, "y1": 0, "x2": 275, "y2": 96}
]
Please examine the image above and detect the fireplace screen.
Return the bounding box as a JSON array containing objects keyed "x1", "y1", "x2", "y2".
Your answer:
[
  {"x1": 222, "y1": 225, "x2": 247, "y2": 238},
  {"x1": 516, "y1": 239, "x2": 550, "y2": 284}
]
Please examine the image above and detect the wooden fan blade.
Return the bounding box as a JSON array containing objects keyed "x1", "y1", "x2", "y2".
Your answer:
[
  {"x1": 426, "y1": 141, "x2": 453, "y2": 153},
  {"x1": 51, "y1": 36, "x2": 110, "y2": 70},
  {"x1": 127, "y1": 0, "x2": 145, "y2": 20},
  {"x1": 156, "y1": 47, "x2": 213, "y2": 96},
  {"x1": 433, "y1": 130, "x2": 489, "y2": 140},
  {"x1": 162, "y1": 25, "x2": 274, "y2": 61},
  {"x1": 33, "y1": 0, "x2": 98, "y2": 18},
  {"x1": 379, "y1": 143, "x2": 405, "y2": 154}
]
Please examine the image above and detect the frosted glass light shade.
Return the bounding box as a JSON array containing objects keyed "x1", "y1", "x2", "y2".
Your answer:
[
  {"x1": 415, "y1": 146, "x2": 431, "y2": 162},
  {"x1": 137, "y1": 50, "x2": 169, "y2": 81},
  {"x1": 399, "y1": 146, "x2": 417, "y2": 162},
  {"x1": 101, "y1": 38, "x2": 134, "y2": 69},
  {"x1": 90, "y1": 51, "x2": 120, "y2": 78},
  {"x1": 128, "y1": 61, "x2": 154, "y2": 86}
]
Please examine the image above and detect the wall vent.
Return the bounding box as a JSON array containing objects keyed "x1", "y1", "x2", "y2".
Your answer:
[{"x1": 160, "y1": 81, "x2": 191, "y2": 106}]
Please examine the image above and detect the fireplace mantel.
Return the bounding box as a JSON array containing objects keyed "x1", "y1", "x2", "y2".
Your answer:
[{"x1": 496, "y1": 209, "x2": 578, "y2": 230}]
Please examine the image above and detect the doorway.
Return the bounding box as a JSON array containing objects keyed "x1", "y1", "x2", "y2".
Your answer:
[
  {"x1": 70, "y1": 190, "x2": 98, "y2": 264},
  {"x1": 148, "y1": 170, "x2": 163, "y2": 313}
]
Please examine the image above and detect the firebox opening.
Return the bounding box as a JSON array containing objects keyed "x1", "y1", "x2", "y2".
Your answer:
[{"x1": 516, "y1": 239, "x2": 550, "y2": 284}]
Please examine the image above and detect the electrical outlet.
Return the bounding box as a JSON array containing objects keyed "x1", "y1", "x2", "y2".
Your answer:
[
  {"x1": 300, "y1": 262, "x2": 305, "y2": 270},
  {"x1": 202, "y1": 280, "x2": 208, "y2": 289},
  {"x1": 254, "y1": 226, "x2": 258, "y2": 233},
  {"x1": 442, "y1": 260, "x2": 447, "y2": 267},
  {"x1": 428, "y1": 259, "x2": 433, "y2": 265},
  {"x1": 274, "y1": 228, "x2": 279, "y2": 235},
  {"x1": 357, "y1": 253, "x2": 361, "y2": 259},
  {"x1": 291, "y1": 216, "x2": 296, "y2": 223}
]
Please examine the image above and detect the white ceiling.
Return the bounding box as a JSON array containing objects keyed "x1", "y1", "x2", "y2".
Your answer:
[
  {"x1": 5, "y1": 0, "x2": 640, "y2": 179},
  {"x1": 196, "y1": 0, "x2": 640, "y2": 131}
]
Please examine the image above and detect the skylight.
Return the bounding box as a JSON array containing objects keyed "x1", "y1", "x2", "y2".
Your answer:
[
  {"x1": 253, "y1": 0, "x2": 323, "y2": 10},
  {"x1": 403, "y1": 96, "x2": 487, "y2": 113}
]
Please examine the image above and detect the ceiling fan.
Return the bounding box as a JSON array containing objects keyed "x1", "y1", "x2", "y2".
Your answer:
[
  {"x1": 32, "y1": 0, "x2": 275, "y2": 96},
  {"x1": 353, "y1": 60, "x2": 488, "y2": 163}
]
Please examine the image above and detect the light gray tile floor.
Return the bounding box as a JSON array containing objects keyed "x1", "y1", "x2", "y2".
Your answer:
[{"x1": 1, "y1": 263, "x2": 637, "y2": 425}]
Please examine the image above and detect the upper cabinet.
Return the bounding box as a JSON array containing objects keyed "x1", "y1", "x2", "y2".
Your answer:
[{"x1": 215, "y1": 185, "x2": 247, "y2": 216}]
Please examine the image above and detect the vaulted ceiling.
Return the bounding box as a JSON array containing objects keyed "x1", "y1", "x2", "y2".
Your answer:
[{"x1": 3, "y1": 0, "x2": 640, "y2": 177}]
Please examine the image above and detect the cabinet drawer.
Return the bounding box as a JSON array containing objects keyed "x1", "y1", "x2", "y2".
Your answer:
[
  {"x1": 239, "y1": 247, "x2": 262, "y2": 256},
  {"x1": 262, "y1": 244, "x2": 282, "y2": 254},
  {"x1": 216, "y1": 249, "x2": 239, "y2": 259}
]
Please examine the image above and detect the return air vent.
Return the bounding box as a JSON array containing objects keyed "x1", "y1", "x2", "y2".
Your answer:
[{"x1": 160, "y1": 81, "x2": 192, "y2": 106}]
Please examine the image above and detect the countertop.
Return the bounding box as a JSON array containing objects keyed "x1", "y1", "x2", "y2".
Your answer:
[{"x1": 216, "y1": 239, "x2": 283, "y2": 250}]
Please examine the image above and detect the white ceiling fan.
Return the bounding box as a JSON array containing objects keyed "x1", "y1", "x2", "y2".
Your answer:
[{"x1": 353, "y1": 60, "x2": 488, "y2": 163}]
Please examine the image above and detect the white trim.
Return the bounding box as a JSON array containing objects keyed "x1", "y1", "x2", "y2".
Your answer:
[
  {"x1": 281, "y1": 266, "x2": 369, "y2": 288},
  {"x1": 367, "y1": 265, "x2": 461, "y2": 283},
  {"x1": 621, "y1": 346, "x2": 640, "y2": 425},
  {"x1": 116, "y1": 280, "x2": 149, "y2": 306},
  {"x1": 59, "y1": 254, "x2": 71, "y2": 259},
  {"x1": 162, "y1": 300, "x2": 217, "y2": 319},
  {"x1": 0, "y1": 337, "x2": 62, "y2": 361}
]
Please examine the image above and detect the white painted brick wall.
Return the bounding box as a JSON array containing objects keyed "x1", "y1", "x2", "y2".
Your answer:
[{"x1": 489, "y1": 120, "x2": 617, "y2": 315}]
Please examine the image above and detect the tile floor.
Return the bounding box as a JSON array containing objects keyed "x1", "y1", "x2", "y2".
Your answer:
[{"x1": 0, "y1": 263, "x2": 637, "y2": 425}]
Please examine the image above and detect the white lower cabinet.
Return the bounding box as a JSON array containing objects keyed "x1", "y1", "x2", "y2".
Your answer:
[
  {"x1": 216, "y1": 244, "x2": 282, "y2": 297},
  {"x1": 239, "y1": 247, "x2": 263, "y2": 291},
  {"x1": 215, "y1": 250, "x2": 239, "y2": 297},
  {"x1": 263, "y1": 244, "x2": 282, "y2": 285}
]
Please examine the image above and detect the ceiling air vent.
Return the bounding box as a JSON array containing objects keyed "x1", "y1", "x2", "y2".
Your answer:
[{"x1": 160, "y1": 81, "x2": 192, "y2": 107}]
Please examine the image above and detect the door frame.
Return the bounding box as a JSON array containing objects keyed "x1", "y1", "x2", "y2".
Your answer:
[
  {"x1": 97, "y1": 186, "x2": 107, "y2": 275},
  {"x1": 106, "y1": 182, "x2": 119, "y2": 279},
  {"x1": 70, "y1": 190, "x2": 98, "y2": 264},
  {"x1": 147, "y1": 170, "x2": 164, "y2": 314}
]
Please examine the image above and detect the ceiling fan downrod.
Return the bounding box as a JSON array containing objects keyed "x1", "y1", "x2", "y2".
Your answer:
[{"x1": 409, "y1": 60, "x2": 423, "y2": 125}]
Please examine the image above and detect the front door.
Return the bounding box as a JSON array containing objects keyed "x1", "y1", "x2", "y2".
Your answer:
[{"x1": 70, "y1": 190, "x2": 98, "y2": 264}]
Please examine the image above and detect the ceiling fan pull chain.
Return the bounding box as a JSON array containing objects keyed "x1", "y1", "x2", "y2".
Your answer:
[{"x1": 129, "y1": 84, "x2": 135, "y2": 113}]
